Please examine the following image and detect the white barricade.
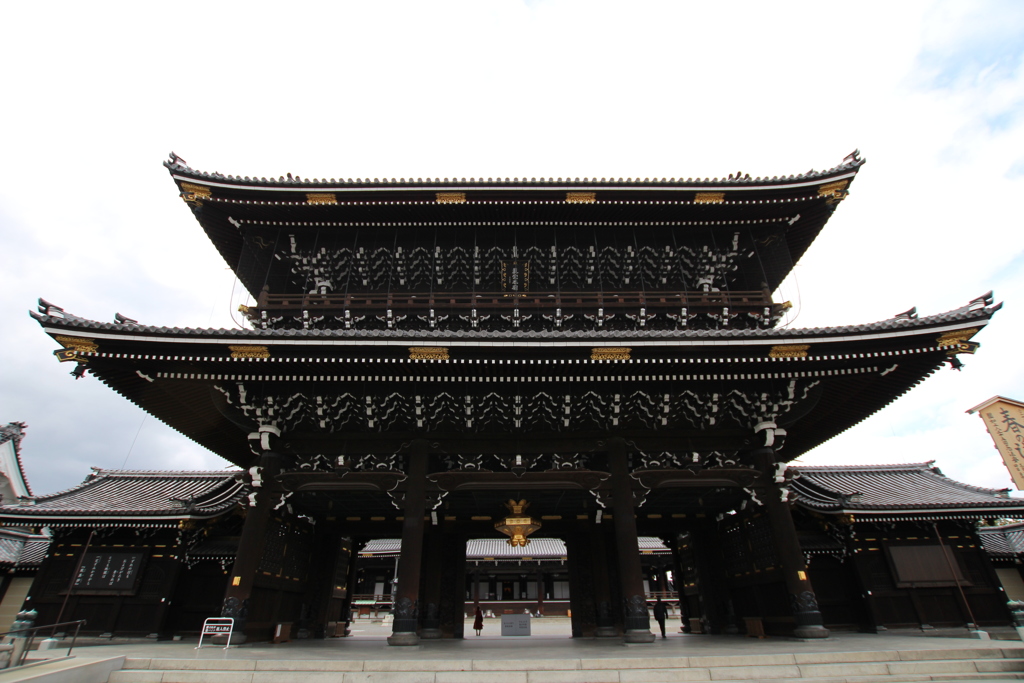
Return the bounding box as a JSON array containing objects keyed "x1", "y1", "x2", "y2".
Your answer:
[{"x1": 196, "y1": 617, "x2": 234, "y2": 649}]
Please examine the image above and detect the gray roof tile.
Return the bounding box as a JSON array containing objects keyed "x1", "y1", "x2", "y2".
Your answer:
[
  {"x1": 791, "y1": 462, "x2": 1022, "y2": 514},
  {"x1": 0, "y1": 469, "x2": 245, "y2": 521}
]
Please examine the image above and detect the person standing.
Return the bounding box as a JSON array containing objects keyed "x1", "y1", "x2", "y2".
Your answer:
[
  {"x1": 473, "y1": 606, "x2": 484, "y2": 636},
  {"x1": 652, "y1": 597, "x2": 668, "y2": 638}
]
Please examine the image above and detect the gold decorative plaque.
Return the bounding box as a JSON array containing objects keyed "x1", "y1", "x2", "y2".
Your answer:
[
  {"x1": 228, "y1": 345, "x2": 271, "y2": 359},
  {"x1": 565, "y1": 192, "x2": 596, "y2": 204},
  {"x1": 817, "y1": 180, "x2": 849, "y2": 197},
  {"x1": 435, "y1": 192, "x2": 466, "y2": 204},
  {"x1": 306, "y1": 193, "x2": 337, "y2": 205},
  {"x1": 591, "y1": 347, "x2": 631, "y2": 361},
  {"x1": 409, "y1": 347, "x2": 449, "y2": 360},
  {"x1": 936, "y1": 328, "x2": 979, "y2": 354},
  {"x1": 967, "y1": 396, "x2": 1024, "y2": 490},
  {"x1": 180, "y1": 182, "x2": 212, "y2": 203},
  {"x1": 694, "y1": 192, "x2": 725, "y2": 204},
  {"x1": 818, "y1": 180, "x2": 849, "y2": 204},
  {"x1": 768, "y1": 344, "x2": 810, "y2": 358},
  {"x1": 55, "y1": 336, "x2": 99, "y2": 353}
]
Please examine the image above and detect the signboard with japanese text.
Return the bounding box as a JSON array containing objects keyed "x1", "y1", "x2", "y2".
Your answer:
[
  {"x1": 71, "y1": 551, "x2": 145, "y2": 594},
  {"x1": 970, "y1": 397, "x2": 1024, "y2": 490},
  {"x1": 500, "y1": 260, "x2": 530, "y2": 295}
]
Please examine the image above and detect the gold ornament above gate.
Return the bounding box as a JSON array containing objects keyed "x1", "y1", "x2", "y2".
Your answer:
[{"x1": 494, "y1": 499, "x2": 542, "y2": 547}]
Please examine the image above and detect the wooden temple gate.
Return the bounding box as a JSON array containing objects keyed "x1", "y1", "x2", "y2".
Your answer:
[{"x1": 20, "y1": 152, "x2": 1011, "y2": 643}]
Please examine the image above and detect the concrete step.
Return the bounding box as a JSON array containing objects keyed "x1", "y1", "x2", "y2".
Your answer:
[{"x1": 106, "y1": 649, "x2": 1024, "y2": 683}]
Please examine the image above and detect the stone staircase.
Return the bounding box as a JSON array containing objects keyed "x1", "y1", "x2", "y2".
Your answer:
[{"x1": 106, "y1": 647, "x2": 1024, "y2": 683}]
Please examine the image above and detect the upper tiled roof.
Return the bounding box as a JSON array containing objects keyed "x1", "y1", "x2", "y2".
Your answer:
[
  {"x1": 164, "y1": 153, "x2": 865, "y2": 190},
  {"x1": 29, "y1": 299, "x2": 998, "y2": 343},
  {"x1": 790, "y1": 462, "x2": 1024, "y2": 516},
  {"x1": 0, "y1": 469, "x2": 245, "y2": 524}
]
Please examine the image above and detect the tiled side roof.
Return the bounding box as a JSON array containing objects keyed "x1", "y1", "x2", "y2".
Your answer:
[
  {"x1": 29, "y1": 300, "x2": 998, "y2": 342},
  {"x1": 360, "y1": 537, "x2": 668, "y2": 559},
  {"x1": 790, "y1": 462, "x2": 1024, "y2": 515},
  {"x1": 0, "y1": 531, "x2": 51, "y2": 568},
  {"x1": 978, "y1": 522, "x2": 1024, "y2": 558},
  {"x1": 0, "y1": 469, "x2": 245, "y2": 521},
  {"x1": 164, "y1": 155, "x2": 865, "y2": 190},
  {"x1": 0, "y1": 423, "x2": 31, "y2": 497}
]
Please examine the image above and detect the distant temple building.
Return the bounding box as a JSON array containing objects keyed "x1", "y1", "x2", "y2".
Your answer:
[{"x1": 20, "y1": 152, "x2": 1016, "y2": 643}]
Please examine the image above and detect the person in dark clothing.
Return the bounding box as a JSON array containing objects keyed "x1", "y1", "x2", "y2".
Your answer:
[
  {"x1": 473, "y1": 606, "x2": 484, "y2": 636},
  {"x1": 652, "y1": 597, "x2": 668, "y2": 638}
]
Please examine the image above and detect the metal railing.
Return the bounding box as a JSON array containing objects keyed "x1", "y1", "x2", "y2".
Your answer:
[
  {"x1": 0, "y1": 620, "x2": 86, "y2": 669},
  {"x1": 255, "y1": 289, "x2": 772, "y2": 313}
]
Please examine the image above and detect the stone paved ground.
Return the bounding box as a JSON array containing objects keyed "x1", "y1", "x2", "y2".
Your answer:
[{"x1": 55, "y1": 618, "x2": 1023, "y2": 664}]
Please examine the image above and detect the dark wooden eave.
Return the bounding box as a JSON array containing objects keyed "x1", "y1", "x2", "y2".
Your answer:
[
  {"x1": 30, "y1": 298, "x2": 998, "y2": 468},
  {"x1": 165, "y1": 156, "x2": 865, "y2": 297}
]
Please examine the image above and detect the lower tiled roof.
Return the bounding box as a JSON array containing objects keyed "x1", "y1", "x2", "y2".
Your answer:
[
  {"x1": 790, "y1": 462, "x2": 1024, "y2": 516},
  {"x1": 0, "y1": 469, "x2": 245, "y2": 524},
  {"x1": 0, "y1": 531, "x2": 50, "y2": 568},
  {"x1": 978, "y1": 522, "x2": 1024, "y2": 558}
]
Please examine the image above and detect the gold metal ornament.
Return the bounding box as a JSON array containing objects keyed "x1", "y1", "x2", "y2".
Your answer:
[{"x1": 494, "y1": 499, "x2": 542, "y2": 547}]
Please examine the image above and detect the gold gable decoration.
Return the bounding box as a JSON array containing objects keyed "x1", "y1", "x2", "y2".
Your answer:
[
  {"x1": 306, "y1": 193, "x2": 338, "y2": 205},
  {"x1": 591, "y1": 347, "x2": 631, "y2": 361},
  {"x1": 818, "y1": 180, "x2": 849, "y2": 204},
  {"x1": 180, "y1": 182, "x2": 212, "y2": 204},
  {"x1": 409, "y1": 347, "x2": 449, "y2": 360},
  {"x1": 228, "y1": 345, "x2": 271, "y2": 359},
  {"x1": 435, "y1": 192, "x2": 466, "y2": 204},
  {"x1": 53, "y1": 335, "x2": 98, "y2": 363},
  {"x1": 565, "y1": 192, "x2": 596, "y2": 204},
  {"x1": 769, "y1": 344, "x2": 810, "y2": 358},
  {"x1": 694, "y1": 192, "x2": 725, "y2": 204},
  {"x1": 937, "y1": 328, "x2": 980, "y2": 356}
]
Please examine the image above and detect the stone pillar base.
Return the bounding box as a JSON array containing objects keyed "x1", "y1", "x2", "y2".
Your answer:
[
  {"x1": 623, "y1": 629, "x2": 656, "y2": 643},
  {"x1": 793, "y1": 625, "x2": 830, "y2": 639},
  {"x1": 595, "y1": 626, "x2": 618, "y2": 637},
  {"x1": 420, "y1": 628, "x2": 442, "y2": 639},
  {"x1": 387, "y1": 632, "x2": 421, "y2": 646}
]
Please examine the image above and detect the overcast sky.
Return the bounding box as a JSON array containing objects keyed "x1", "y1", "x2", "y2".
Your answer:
[{"x1": 1, "y1": 1, "x2": 1022, "y2": 496}]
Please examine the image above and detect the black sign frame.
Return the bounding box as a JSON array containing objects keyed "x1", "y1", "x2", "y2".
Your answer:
[{"x1": 66, "y1": 551, "x2": 146, "y2": 596}]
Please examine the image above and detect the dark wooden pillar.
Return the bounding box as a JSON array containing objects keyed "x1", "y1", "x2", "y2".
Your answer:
[
  {"x1": 608, "y1": 439, "x2": 655, "y2": 643},
  {"x1": 566, "y1": 533, "x2": 598, "y2": 637},
  {"x1": 591, "y1": 527, "x2": 617, "y2": 636},
  {"x1": 535, "y1": 567, "x2": 545, "y2": 616},
  {"x1": 667, "y1": 534, "x2": 691, "y2": 633},
  {"x1": 438, "y1": 533, "x2": 468, "y2": 639},
  {"x1": 755, "y1": 447, "x2": 829, "y2": 639},
  {"x1": 221, "y1": 450, "x2": 283, "y2": 641},
  {"x1": 419, "y1": 524, "x2": 443, "y2": 638},
  {"x1": 388, "y1": 441, "x2": 428, "y2": 645}
]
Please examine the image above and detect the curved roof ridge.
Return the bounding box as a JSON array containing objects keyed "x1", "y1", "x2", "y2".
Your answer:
[
  {"x1": 792, "y1": 462, "x2": 934, "y2": 472},
  {"x1": 28, "y1": 298, "x2": 999, "y2": 340},
  {"x1": 90, "y1": 468, "x2": 241, "y2": 477},
  {"x1": 0, "y1": 422, "x2": 32, "y2": 497},
  {"x1": 162, "y1": 154, "x2": 866, "y2": 189}
]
